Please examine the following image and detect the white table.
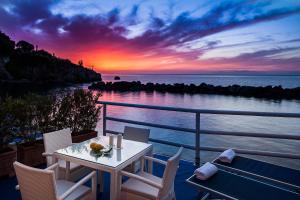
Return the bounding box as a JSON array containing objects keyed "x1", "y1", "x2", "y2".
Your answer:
[{"x1": 54, "y1": 136, "x2": 153, "y2": 200}]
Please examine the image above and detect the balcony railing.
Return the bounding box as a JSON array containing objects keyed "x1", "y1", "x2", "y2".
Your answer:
[{"x1": 98, "y1": 101, "x2": 300, "y2": 166}]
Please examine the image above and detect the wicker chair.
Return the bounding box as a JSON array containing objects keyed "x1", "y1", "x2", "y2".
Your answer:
[
  {"x1": 123, "y1": 126, "x2": 151, "y2": 173},
  {"x1": 14, "y1": 161, "x2": 96, "y2": 200},
  {"x1": 120, "y1": 147, "x2": 183, "y2": 200},
  {"x1": 43, "y1": 128, "x2": 91, "y2": 181}
]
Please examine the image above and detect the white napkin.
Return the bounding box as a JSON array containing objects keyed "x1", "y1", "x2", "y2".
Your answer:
[
  {"x1": 194, "y1": 162, "x2": 218, "y2": 180},
  {"x1": 218, "y1": 149, "x2": 236, "y2": 163}
]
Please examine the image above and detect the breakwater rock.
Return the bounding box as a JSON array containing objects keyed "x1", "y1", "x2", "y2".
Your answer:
[{"x1": 88, "y1": 81, "x2": 300, "y2": 100}]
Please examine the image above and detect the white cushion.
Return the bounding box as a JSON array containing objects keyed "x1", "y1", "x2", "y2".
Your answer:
[
  {"x1": 56, "y1": 180, "x2": 91, "y2": 200},
  {"x1": 121, "y1": 172, "x2": 162, "y2": 200}
]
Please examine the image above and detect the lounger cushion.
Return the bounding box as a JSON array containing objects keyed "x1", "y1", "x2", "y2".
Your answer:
[
  {"x1": 188, "y1": 170, "x2": 300, "y2": 200},
  {"x1": 215, "y1": 156, "x2": 300, "y2": 187}
]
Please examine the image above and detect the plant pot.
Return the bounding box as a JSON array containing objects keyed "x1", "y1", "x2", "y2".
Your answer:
[
  {"x1": 71, "y1": 130, "x2": 98, "y2": 143},
  {"x1": 17, "y1": 139, "x2": 46, "y2": 167},
  {"x1": 0, "y1": 147, "x2": 17, "y2": 178}
]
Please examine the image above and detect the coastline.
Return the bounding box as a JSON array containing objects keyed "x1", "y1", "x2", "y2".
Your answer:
[{"x1": 89, "y1": 81, "x2": 300, "y2": 100}]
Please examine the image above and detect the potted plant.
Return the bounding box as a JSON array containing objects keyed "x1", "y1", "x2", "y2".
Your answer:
[
  {"x1": 11, "y1": 94, "x2": 56, "y2": 166},
  {"x1": 55, "y1": 89, "x2": 101, "y2": 143},
  {"x1": 0, "y1": 98, "x2": 17, "y2": 177}
]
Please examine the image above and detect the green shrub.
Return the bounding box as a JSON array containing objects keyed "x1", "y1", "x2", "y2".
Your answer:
[
  {"x1": 0, "y1": 89, "x2": 101, "y2": 146},
  {"x1": 0, "y1": 98, "x2": 15, "y2": 152},
  {"x1": 23, "y1": 94, "x2": 57, "y2": 133},
  {"x1": 54, "y1": 89, "x2": 101, "y2": 133},
  {"x1": 4, "y1": 96, "x2": 36, "y2": 143},
  {"x1": 4, "y1": 94, "x2": 57, "y2": 143}
]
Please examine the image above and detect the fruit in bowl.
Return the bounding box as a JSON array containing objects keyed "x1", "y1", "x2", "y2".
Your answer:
[{"x1": 90, "y1": 142, "x2": 104, "y2": 153}]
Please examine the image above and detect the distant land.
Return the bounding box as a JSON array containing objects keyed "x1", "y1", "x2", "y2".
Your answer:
[
  {"x1": 0, "y1": 31, "x2": 101, "y2": 95},
  {"x1": 89, "y1": 81, "x2": 300, "y2": 100}
]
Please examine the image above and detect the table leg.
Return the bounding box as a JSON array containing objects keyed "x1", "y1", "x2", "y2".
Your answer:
[
  {"x1": 141, "y1": 157, "x2": 145, "y2": 172},
  {"x1": 53, "y1": 157, "x2": 59, "y2": 178},
  {"x1": 110, "y1": 170, "x2": 121, "y2": 200},
  {"x1": 148, "y1": 149, "x2": 153, "y2": 174},
  {"x1": 66, "y1": 161, "x2": 70, "y2": 180},
  {"x1": 92, "y1": 173, "x2": 97, "y2": 200}
]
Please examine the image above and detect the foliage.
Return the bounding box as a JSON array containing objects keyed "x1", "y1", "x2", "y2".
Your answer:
[
  {"x1": 0, "y1": 90, "x2": 101, "y2": 146},
  {"x1": 0, "y1": 31, "x2": 101, "y2": 83},
  {"x1": 0, "y1": 31, "x2": 15, "y2": 56},
  {"x1": 4, "y1": 96, "x2": 36, "y2": 143},
  {"x1": 54, "y1": 89, "x2": 102, "y2": 133},
  {"x1": 52, "y1": 92, "x2": 73, "y2": 130},
  {"x1": 3, "y1": 94, "x2": 57, "y2": 143},
  {"x1": 24, "y1": 94, "x2": 57, "y2": 133},
  {"x1": 78, "y1": 60, "x2": 83, "y2": 66},
  {"x1": 16, "y1": 40, "x2": 34, "y2": 52},
  {"x1": 0, "y1": 98, "x2": 15, "y2": 152}
]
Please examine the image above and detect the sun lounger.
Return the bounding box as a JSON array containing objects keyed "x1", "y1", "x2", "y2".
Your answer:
[
  {"x1": 187, "y1": 168, "x2": 300, "y2": 200},
  {"x1": 213, "y1": 155, "x2": 300, "y2": 192}
]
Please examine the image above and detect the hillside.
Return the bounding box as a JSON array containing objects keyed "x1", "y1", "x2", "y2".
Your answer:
[{"x1": 0, "y1": 31, "x2": 101, "y2": 83}]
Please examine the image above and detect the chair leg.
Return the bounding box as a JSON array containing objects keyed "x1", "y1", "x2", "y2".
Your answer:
[
  {"x1": 172, "y1": 191, "x2": 176, "y2": 200},
  {"x1": 97, "y1": 170, "x2": 104, "y2": 192},
  {"x1": 200, "y1": 192, "x2": 210, "y2": 200},
  {"x1": 92, "y1": 172, "x2": 97, "y2": 200}
]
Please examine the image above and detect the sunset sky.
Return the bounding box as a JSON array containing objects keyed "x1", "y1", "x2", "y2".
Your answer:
[{"x1": 1, "y1": 0, "x2": 300, "y2": 74}]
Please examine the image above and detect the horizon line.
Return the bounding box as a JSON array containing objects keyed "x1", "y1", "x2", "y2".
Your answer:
[{"x1": 101, "y1": 73, "x2": 300, "y2": 76}]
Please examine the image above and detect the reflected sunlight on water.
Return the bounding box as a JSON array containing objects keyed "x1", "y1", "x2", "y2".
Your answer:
[{"x1": 94, "y1": 90, "x2": 300, "y2": 170}]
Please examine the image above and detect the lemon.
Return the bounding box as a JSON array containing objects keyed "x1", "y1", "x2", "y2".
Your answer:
[{"x1": 90, "y1": 142, "x2": 104, "y2": 152}]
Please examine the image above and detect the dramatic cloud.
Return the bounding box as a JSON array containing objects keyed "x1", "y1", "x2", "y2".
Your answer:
[{"x1": 0, "y1": 0, "x2": 300, "y2": 73}]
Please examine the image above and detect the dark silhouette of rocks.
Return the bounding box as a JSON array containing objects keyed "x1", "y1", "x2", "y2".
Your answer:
[
  {"x1": 114, "y1": 76, "x2": 121, "y2": 80},
  {"x1": 0, "y1": 31, "x2": 101, "y2": 83},
  {"x1": 89, "y1": 81, "x2": 300, "y2": 100}
]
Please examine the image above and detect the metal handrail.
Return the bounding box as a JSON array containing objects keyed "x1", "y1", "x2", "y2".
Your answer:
[
  {"x1": 106, "y1": 116, "x2": 300, "y2": 140},
  {"x1": 98, "y1": 101, "x2": 300, "y2": 117},
  {"x1": 98, "y1": 101, "x2": 300, "y2": 165}
]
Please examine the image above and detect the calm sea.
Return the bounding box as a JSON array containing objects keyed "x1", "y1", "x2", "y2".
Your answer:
[
  {"x1": 80, "y1": 74, "x2": 300, "y2": 169},
  {"x1": 102, "y1": 74, "x2": 300, "y2": 88}
]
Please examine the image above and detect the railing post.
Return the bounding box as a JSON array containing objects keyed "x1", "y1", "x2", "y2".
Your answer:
[
  {"x1": 195, "y1": 112, "x2": 200, "y2": 166},
  {"x1": 103, "y1": 104, "x2": 107, "y2": 136}
]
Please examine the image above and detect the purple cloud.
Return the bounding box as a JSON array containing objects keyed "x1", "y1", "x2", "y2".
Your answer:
[{"x1": 0, "y1": 0, "x2": 300, "y2": 72}]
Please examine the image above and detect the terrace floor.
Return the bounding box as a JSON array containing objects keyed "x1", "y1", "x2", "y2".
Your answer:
[{"x1": 0, "y1": 155, "x2": 202, "y2": 200}]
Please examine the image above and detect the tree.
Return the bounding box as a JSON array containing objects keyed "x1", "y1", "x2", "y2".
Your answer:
[
  {"x1": 37, "y1": 49, "x2": 52, "y2": 58},
  {"x1": 78, "y1": 60, "x2": 83, "y2": 66},
  {"x1": 0, "y1": 31, "x2": 15, "y2": 56},
  {"x1": 54, "y1": 89, "x2": 101, "y2": 133},
  {"x1": 16, "y1": 40, "x2": 34, "y2": 52}
]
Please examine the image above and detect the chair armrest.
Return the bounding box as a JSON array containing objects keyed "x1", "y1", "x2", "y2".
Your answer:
[
  {"x1": 143, "y1": 156, "x2": 167, "y2": 166},
  {"x1": 121, "y1": 170, "x2": 163, "y2": 189},
  {"x1": 42, "y1": 152, "x2": 53, "y2": 157},
  {"x1": 59, "y1": 171, "x2": 97, "y2": 200},
  {"x1": 15, "y1": 164, "x2": 60, "y2": 191},
  {"x1": 45, "y1": 163, "x2": 59, "y2": 171}
]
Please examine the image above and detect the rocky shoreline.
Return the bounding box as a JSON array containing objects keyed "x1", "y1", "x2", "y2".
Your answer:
[{"x1": 89, "y1": 81, "x2": 300, "y2": 100}]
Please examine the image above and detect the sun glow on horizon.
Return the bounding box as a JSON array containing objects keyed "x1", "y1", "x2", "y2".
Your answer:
[{"x1": 2, "y1": 0, "x2": 299, "y2": 74}]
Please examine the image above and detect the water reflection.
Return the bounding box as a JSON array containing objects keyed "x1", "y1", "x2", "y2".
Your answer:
[{"x1": 96, "y1": 91, "x2": 300, "y2": 169}]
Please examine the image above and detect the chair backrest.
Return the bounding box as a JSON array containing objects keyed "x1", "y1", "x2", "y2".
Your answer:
[
  {"x1": 123, "y1": 126, "x2": 150, "y2": 143},
  {"x1": 159, "y1": 147, "x2": 183, "y2": 199},
  {"x1": 14, "y1": 162, "x2": 58, "y2": 200},
  {"x1": 43, "y1": 128, "x2": 72, "y2": 165}
]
